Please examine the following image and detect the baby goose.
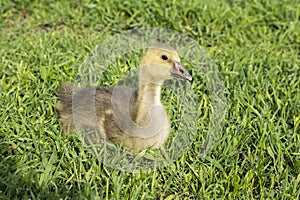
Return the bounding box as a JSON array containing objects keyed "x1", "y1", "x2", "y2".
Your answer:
[{"x1": 57, "y1": 44, "x2": 192, "y2": 152}]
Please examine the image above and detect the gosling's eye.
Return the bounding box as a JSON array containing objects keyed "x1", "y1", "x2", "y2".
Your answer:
[{"x1": 161, "y1": 54, "x2": 168, "y2": 61}]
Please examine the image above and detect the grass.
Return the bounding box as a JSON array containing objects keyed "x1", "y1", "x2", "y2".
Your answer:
[{"x1": 0, "y1": 0, "x2": 299, "y2": 199}]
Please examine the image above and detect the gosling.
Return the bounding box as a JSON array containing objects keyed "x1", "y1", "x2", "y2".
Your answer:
[{"x1": 57, "y1": 44, "x2": 192, "y2": 152}]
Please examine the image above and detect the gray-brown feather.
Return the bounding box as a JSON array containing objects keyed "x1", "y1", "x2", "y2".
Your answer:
[{"x1": 57, "y1": 83, "x2": 141, "y2": 146}]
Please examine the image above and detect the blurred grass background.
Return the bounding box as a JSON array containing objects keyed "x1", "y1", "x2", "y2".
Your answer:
[{"x1": 0, "y1": 0, "x2": 299, "y2": 199}]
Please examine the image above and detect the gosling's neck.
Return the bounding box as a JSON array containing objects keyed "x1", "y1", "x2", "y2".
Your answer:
[{"x1": 135, "y1": 75, "x2": 164, "y2": 126}]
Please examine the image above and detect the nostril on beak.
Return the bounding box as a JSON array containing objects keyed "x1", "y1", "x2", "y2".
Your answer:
[{"x1": 171, "y1": 61, "x2": 192, "y2": 81}]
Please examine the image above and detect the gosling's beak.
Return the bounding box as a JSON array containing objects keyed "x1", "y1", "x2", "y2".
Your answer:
[{"x1": 170, "y1": 62, "x2": 192, "y2": 81}]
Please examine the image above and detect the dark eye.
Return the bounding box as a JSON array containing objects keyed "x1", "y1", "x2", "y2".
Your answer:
[{"x1": 161, "y1": 54, "x2": 168, "y2": 61}]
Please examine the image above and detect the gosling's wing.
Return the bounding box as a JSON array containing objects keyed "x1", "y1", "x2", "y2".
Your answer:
[
  {"x1": 57, "y1": 83, "x2": 139, "y2": 144},
  {"x1": 57, "y1": 84, "x2": 102, "y2": 142},
  {"x1": 94, "y1": 86, "x2": 138, "y2": 140}
]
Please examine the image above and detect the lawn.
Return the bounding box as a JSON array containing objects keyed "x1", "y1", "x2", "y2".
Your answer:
[{"x1": 0, "y1": 0, "x2": 299, "y2": 199}]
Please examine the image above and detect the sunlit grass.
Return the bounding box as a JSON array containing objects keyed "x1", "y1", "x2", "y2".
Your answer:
[{"x1": 0, "y1": 0, "x2": 299, "y2": 199}]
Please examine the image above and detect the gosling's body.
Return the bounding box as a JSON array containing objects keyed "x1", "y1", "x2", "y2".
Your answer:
[{"x1": 57, "y1": 44, "x2": 192, "y2": 152}]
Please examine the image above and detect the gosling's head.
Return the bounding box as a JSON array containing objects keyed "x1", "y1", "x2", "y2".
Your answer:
[{"x1": 140, "y1": 44, "x2": 192, "y2": 84}]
